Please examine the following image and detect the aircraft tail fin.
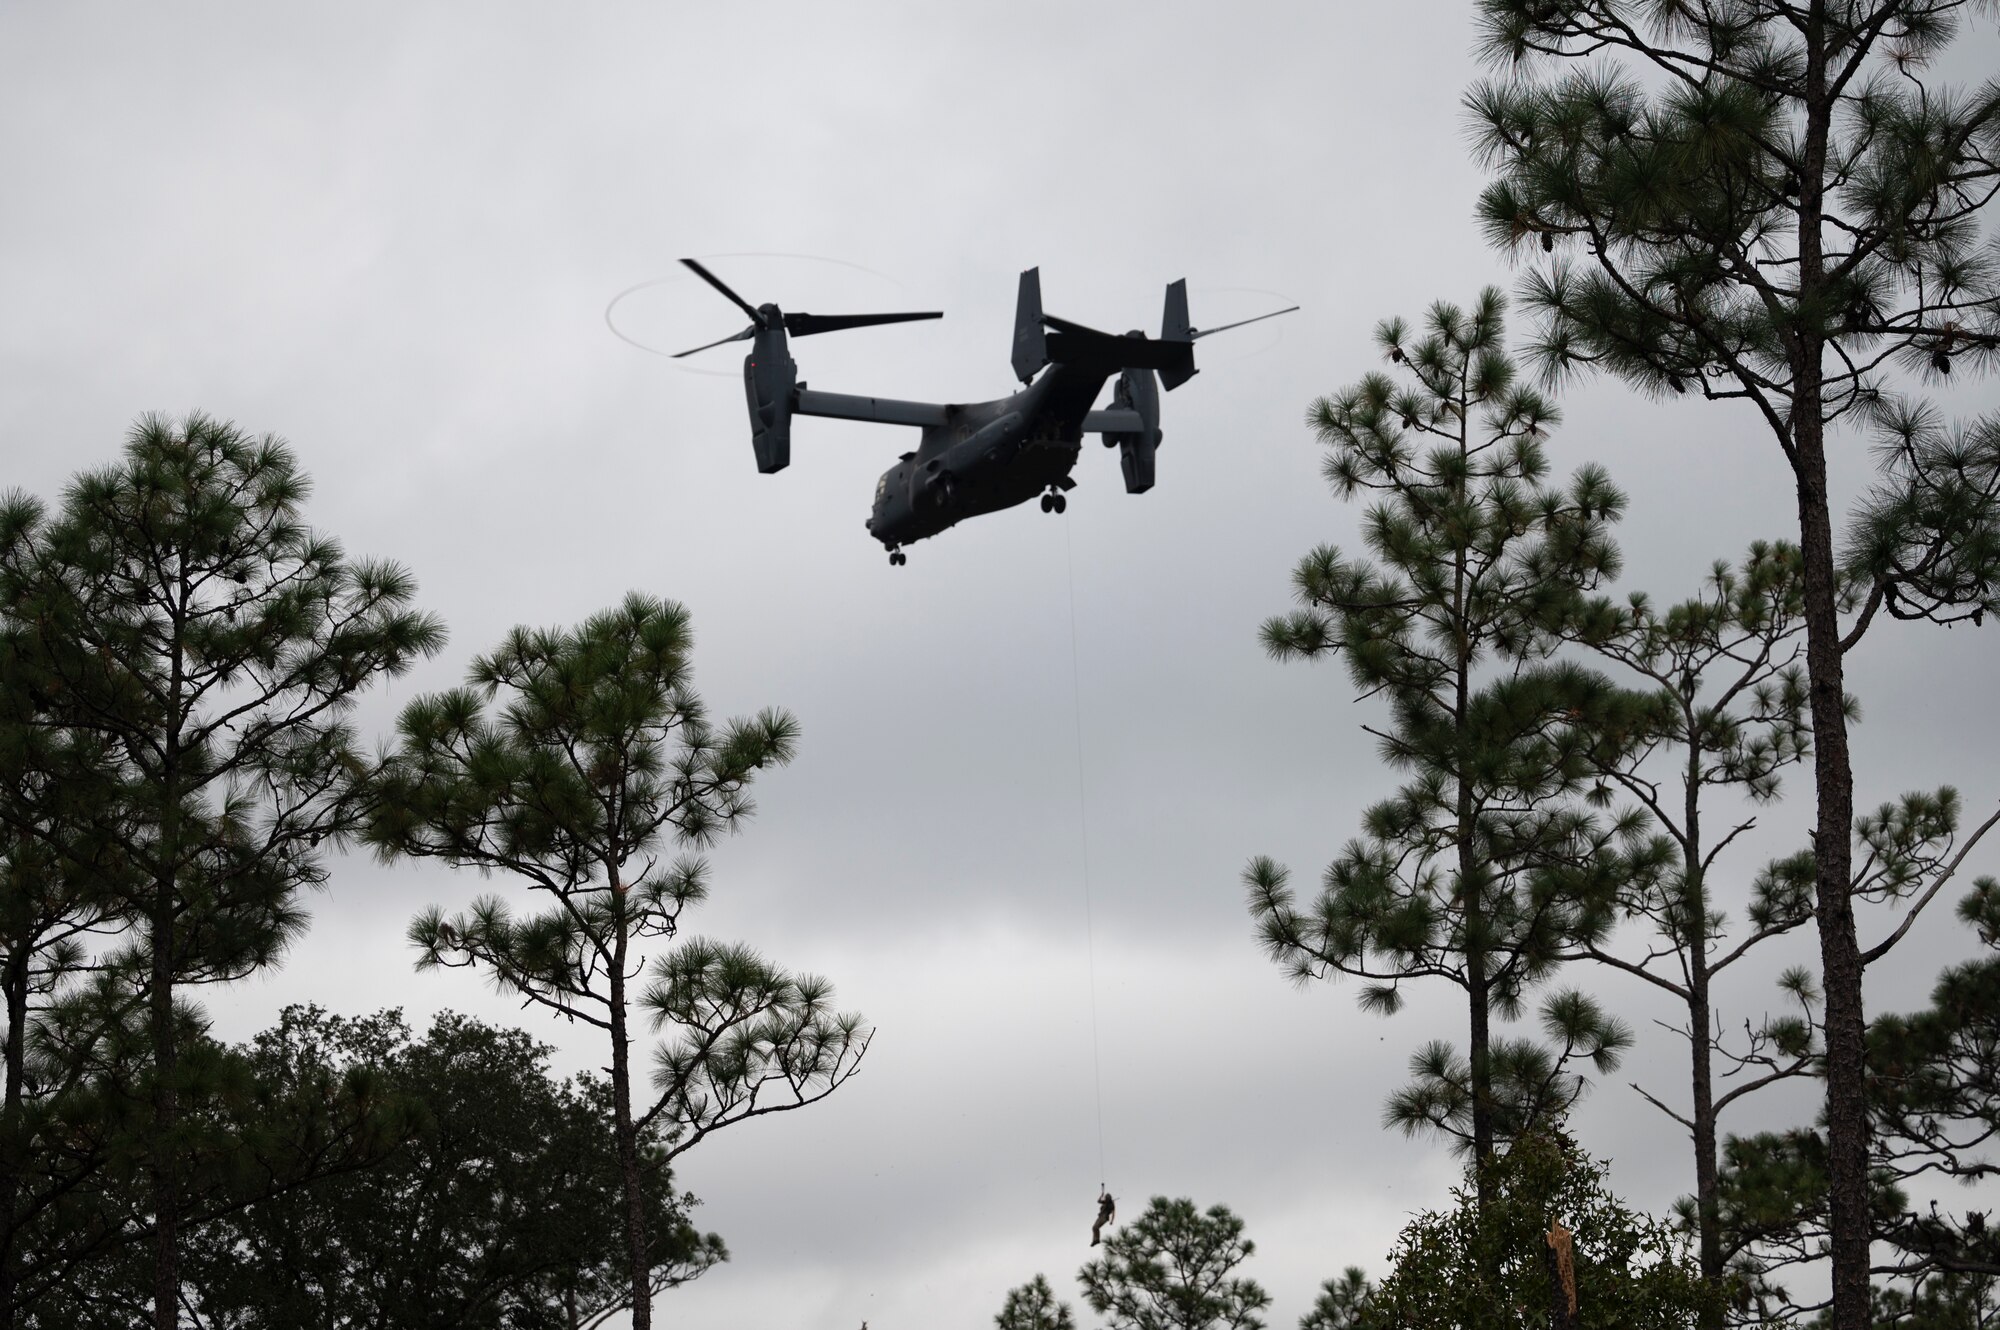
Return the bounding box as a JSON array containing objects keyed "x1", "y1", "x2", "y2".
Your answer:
[
  {"x1": 1158, "y1": 279, "x2": 1199, "y2": 390},
  {"x1": 1012, "y1": 268, "x2": 1048, "y2": 384}
]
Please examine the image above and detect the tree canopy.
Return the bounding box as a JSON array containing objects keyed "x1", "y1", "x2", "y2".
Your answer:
[
  {"x1": 368, "y1": 593, "x2": 867, "y2": 1330},
  {"x1": 1078, "y1": 1197, "x2": 1272, "y2": 1330}
]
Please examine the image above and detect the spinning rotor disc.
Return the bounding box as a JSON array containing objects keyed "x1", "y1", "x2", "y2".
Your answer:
[{"x1": 604, "y1": 252, "x2": 915, "y2": 377}]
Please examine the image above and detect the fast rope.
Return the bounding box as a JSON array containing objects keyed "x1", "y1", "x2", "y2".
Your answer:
[{"x1": 1063, "y1": 520, "x2": 1109, "y2": 1190}]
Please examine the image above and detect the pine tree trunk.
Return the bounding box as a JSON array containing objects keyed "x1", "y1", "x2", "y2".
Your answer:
[
  {"x1": 1, "y1": 953, "x2": 27, "y2": 1330},
  {"x1": 151, "y1": 599, "x2": 188, "y2": 1330},
  {"x1": 150, "y1": 872, "x2": 179, "y2": 1330},
  {"x1": 1796, "y1": 16, "x2": 1868, "y2": 1327},
  {"x1": 1467, "y1": 938, "x2": 1494, "y2": 1191},
  {"x1": 1455, "y1": 679, "x2": 1494, "y2": 1195},
  {"x1": 1689, "y1": 927, "x2": 1723, "y2": 1327},
  {"x1": 1683, "y1": 761, "x2": 1724, "y2": 1328},
  {"x1": 1458, "y1": 694, "x2": 1494, "y2": 1195},
  {"x1": 1465, "y1": 831, "x2": 1493, "y2": 1186},
  {"x1": 608, "y1": 890, "x2": 652, "y2": 1330},
  {"x1": 1453, "y1": 396, "x2": 1493, "y2": 1200},
  {"x1": 1795, "y1": 413, "x2": 1869, "y2": 1330}
]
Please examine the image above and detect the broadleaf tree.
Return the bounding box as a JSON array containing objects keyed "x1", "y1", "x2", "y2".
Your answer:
[
  {"x1": 1367, "y1": 1128, "x2": 1716, "y2": 1330},
  {"x1": 368, "y1": 593, "x2": 870, "y2": 1330},
  {"x1": 16, "y1": 992, "x2": 419, "y2": 1328},
  {"x1": 181, "y1": 1005, "x2": 724, "y2": 1330}
]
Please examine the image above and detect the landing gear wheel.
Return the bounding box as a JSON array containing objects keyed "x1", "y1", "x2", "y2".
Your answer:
[
  {"x1": 1040, "y1": 493, "x2": 1054, "y2": 513},
  {"x1": 888, "y1": 550, "x2": 906, "y2": 567},
  {"x1": 1051, "y1": 492, "x2": 1067, "y2": 514}
]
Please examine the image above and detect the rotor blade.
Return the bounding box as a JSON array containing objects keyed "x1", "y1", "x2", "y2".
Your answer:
[
  {"x1": 1191, "y1": 305, "x2": 1300, "y2": 340},
  {"x1": 785, "y1": 310, "x2": 943, "y2": 337},
  {"x1": 680, "y1": 258, "x2": 765, "y2": 326},
  {"x1": 669, "y1": 325, "x2": 757, "y2": 359}
]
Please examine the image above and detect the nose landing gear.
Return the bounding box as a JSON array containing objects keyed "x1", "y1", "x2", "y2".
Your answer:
[
  {"x1": 887, "y1": 547, "x2": 907, "y2": 566},
  {"x1": 1039, "y1": 486, "x2": 1067, "y2": 514}
]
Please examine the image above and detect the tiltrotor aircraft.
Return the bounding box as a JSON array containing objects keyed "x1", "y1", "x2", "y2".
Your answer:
[{"x1": 672, "y1": 258, "x2": 1296, "y2": 565}]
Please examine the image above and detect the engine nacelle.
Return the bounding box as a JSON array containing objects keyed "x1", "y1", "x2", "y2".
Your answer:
[
  {"x1": 743, "y1": 324, "x2": 797, "y2": 474},
  {"x1": 1106, "y1": 367, "x2": 1162, "y2": 494}
]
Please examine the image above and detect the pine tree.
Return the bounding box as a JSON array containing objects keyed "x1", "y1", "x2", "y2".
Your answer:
[
  {"x1": 1549, "y1": 541, "x2": 1822, "y2": 1320},
  {"x1": 0, "y1": 413, "x2": 443, "y2": 1330},
  {"x1": 1078, "y1": 1198, "x2": 1271, "y2": 1330},
  {"x1": 1298, "y1": 1269, "x2": 1376, "y2": 1330},
  {"x1": 0, "y1": 581, "x2": 133, "y2": 1329},
  {"x1": 367, "y1": 594, "x2": 869, "y2": 1330},
  {"x1": 1465, "y1": 9, "x2": 2000, "y2": 1324},
  {"x1": 1245, "y1": 290, "x2": 1633, "y2": 1190},
  {"x1": 1714, "y1": 874, "x2": 2000, "y2": 1323},
  {"x1": 1869, "y1": 877, "x2": 2000, "y2": 1228},
  {"x1": 997, "y1": 1274, "x2": 1078, "y2": 1330}
]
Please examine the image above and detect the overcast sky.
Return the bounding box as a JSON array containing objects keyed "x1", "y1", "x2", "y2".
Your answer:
[{"x1": 3, "y1": 5, "x2": 1998, "y2": 1328}]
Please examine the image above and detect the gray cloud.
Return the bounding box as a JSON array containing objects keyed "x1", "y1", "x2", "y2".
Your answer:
[{"x1": 4, "y1": 4, "x2": 1997, "y2": 1328}]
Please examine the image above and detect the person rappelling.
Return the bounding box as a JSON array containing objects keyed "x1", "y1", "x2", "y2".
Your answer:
[{"x1": 1090, "y1": 1188, "x2": 1116, "y2": 1246}]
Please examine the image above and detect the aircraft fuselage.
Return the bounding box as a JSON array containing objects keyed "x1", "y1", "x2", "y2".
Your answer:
[{"x1": 864, "y1": 362, "x2": 1117, "y2": 551}]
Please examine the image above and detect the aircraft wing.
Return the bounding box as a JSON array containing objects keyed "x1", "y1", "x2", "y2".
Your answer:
[
  {"x1": 794, "y1": 390, "x2": 949, "y2": 428},
  {"x1": 1082, "y1": 409, "x2": 1146, "y2": 435}
]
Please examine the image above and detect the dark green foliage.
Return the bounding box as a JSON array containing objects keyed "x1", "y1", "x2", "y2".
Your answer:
[
  {"x1": 0, "y1": 412, "x2": 443, "y2": 1329},
  {"x1": 1560, "y1": 542, "x2": 1813, "y2": 816},
  {"x1": 181, "y1": 1006, "x2": 723, "y2": 1330},
  {"x1": 1548, "y1": 540, "x2": 1821, "y2": 1319},
  {"x1": 1871, "y1": 878, "x2": 2000, "y2": 1193},
  {"x1": 20, "y1": 1003, "x2": 416, "y2": 1329},
  {"x1": 997, "y1": 1274, "x2": 1078, "y2": 1330},
  {"x1": 1854, "y1": 879, "x2": 2000, "y2": 1315},
  {"x1": 1468, "y1": 7, "x2": 2000, "y2": 419},
  {"x1": 1838, "y1": 1275, "x2": 2000, "y2": 1330},
  {"x1": 1848, "y1": 788, "x2": 1993, "y2": 916},
  {"x1": 1705, "y1": 1127, "x2": 1913, "y2": 1322},
  {"x1": 0, "y1": 413, "x2": 445, "y2": 982},
  {"x1": 1367, "y1": 1131, "x2": 1716, "y2": 1330},
  {"x1": 1846, "y1": 404, "x2": 2000, "y2": 632},
  {"x1": 1708, "y1": 878, "x2": 2000, "y2": 1322},
  {"x1": 1463, "y1": 10, "x2": 2000, "y2": 1327},
  {"x1": 1077, "y1": 1197, "x2": 1271, "y2": 1330},
  {"x1": 368, "y1": 594, "x2": 867, "y2": 1330},
  {"x1": 0, "y1": 629, "x2": 132, "y2": 1324},
  {"x1": 1297, "y1": 1268, "x2": 1375, "y2": 1330},
  {"x1": 1246, "y1": 291, "x2": 1631, "y2": 1175},
  {"x1": 1381, "y1": 1008, "x2": 1629, "y2": 1157}
]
